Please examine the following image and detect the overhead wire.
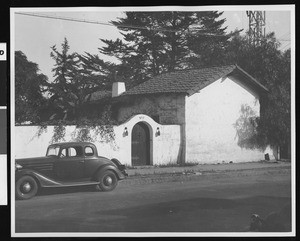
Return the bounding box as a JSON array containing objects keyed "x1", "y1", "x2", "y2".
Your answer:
[
  {"x1": 264, "y1": 13, "x2": 273, "y2": 34},
  {"x1": 277, "y1": 31, "x2": 290, "y2": 40},
  {"x1": 15, "y1": 12, "x2": 232, "y2": 37},
  {"x1": 16, "y1": 11, "x2": 289, "y2": 50},
  {"x1": 280, "y1": 42, "x2": 291, "y2": 51}
]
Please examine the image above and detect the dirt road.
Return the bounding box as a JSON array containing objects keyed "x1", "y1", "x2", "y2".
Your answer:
[{"x1": 15, "y1": 163, "x2": 292, "y2": 234}]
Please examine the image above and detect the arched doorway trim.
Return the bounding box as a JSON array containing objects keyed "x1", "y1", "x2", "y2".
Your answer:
[{"x1": 120, "y1": 114, "x2": 158, "y2": 166}]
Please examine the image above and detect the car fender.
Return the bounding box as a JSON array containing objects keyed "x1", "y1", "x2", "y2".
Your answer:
[
  {"x1": 92, "y1": 164, "x2": 125, "y2": 181},
  {"x1": 111, "y1": 158, "x2": 128, "y2": 176},
  {"x1": 16, "y1": 169, "x2": 62, "y2": 188}
]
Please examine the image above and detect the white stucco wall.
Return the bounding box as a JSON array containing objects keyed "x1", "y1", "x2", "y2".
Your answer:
[
  {"x1": 14, "y1": 115, "x2": 181, "y2": 166},
  {"x1": 185, "y1": 76, "x2": 270, "y2": 163}
]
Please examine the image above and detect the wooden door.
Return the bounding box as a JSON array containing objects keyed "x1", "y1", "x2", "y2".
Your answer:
[{"x1": 132, "y1": 122, "x2": 150, "y2": 166}]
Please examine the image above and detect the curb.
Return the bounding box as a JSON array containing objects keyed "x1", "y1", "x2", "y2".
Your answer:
[
  {"x1": 121, "y1": 172, "x2": 205, "y2": 185},
  {"x1": 120, "y1": 165, "x2": 291, "y2": 185}
]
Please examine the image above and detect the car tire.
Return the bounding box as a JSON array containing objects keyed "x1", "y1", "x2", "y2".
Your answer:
[
  {"x1": 95, "y1": 170, "x2": 118, "y2": 192},
  {"x1": 16, "y1": 175, "x2": 38, "y2": 200}
]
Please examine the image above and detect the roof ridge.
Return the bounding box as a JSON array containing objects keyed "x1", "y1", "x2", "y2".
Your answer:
[
  {"x1": 125, "y1": 64, "x2": 237, "y2": 89},
  {"x1": 121, "y1": 64, "x2": 267, "y2": 97},
  {"x1": 155, "y1": 64, "x2": 237, "y2": 76}
]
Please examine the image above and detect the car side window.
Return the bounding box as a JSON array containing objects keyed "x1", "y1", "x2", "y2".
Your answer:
[
  {"x1": 68, "y1": 146, "x2": 83, "y2": 157},
  {"x1": 59, "y1": 146, "x2": 83, "y2": 158},
  {"x1": 85, "y1": 146, "x2": 94, "y2": 157},
  {"x1": 60, "y1": 148, "x2": 67, "y2": 157},
  {"x1": 68, "y1": 147, "x2": 76, "y2": 157}
]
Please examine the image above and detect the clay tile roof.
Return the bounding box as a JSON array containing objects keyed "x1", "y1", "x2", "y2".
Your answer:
[{"x1": 122, "y1": 64, "x2": 268, "y2": 96}]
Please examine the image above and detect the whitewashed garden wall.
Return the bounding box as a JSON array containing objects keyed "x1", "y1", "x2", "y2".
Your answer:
[{"x1": 15, "y1": 114, "x2": 181, "y2": 166}]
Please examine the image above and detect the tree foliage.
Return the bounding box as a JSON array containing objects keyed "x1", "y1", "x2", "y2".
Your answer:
[
  {"x1": 99, "y1": 11, "x2": 230, "y2": 87},
  {"x1": 47, "y1": 38, "x2": 116, "y2": 142},
  {"x1": 227, "y1": 33, "x2": 291, "y2": 149},
  {"x1": 49, "y1": 38, "x2": 112, "y2": 121},
  {"x1": 15, "y1": 51, "x2": 49, "y2": 124},
  {"x1": 15, "y1": 41, "x2": 116, "y2": 142}
]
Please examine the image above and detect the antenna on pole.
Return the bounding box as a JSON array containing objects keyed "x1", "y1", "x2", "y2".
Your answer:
[{"x1": 246, "y1": 11, "x2": 266, "y2": 46}]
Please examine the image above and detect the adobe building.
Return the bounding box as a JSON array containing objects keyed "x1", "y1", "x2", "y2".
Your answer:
[{"x1": 15, "y1": 65, "x2": 275, "y2": 166}]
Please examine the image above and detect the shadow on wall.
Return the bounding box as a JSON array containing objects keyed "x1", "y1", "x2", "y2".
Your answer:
[{"x1": 233, "y1": 104, "x2": 263, "y2": 151}]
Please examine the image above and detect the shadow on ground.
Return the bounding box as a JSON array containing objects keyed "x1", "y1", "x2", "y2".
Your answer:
[
  {"x1": 95, "y1": 195, "x2": 291, "y2": 232},
  {"x1": 37, "y1": 186, "x2": 95, "y2": 196},
  {"x1": 16, "y1": 195, "x2": 291, "y2": 233}
]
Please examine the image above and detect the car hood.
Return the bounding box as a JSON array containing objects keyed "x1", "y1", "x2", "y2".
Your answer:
[{"x1": 16, "y1": 156, "x2": 57, "y2": 166}]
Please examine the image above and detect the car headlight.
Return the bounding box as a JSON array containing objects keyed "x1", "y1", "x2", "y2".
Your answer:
[{"x1": 15, "y1": 163, "x2": 22, "y2": 171}]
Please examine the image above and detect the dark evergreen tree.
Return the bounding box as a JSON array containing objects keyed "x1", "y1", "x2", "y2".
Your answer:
[
  {"x1": 49, "y1": 38, "x2": 110, "y2": 120},
  {"x1": 49, "y1": 37, "x2": 81, "y2": 120},
  {"x1": 79, "y1": 52, "x2": 116, "y2": 91},
  {"x1": 15, "y1": 51, "x2": 49, "y2": 124},
  {"x1": 99, "y1": 11, "x2": 230, "y2": 87}
]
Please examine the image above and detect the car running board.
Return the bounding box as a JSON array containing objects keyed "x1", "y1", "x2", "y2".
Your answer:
[{"x1": 43, "y1": 181, "x2": 100, "y2": 188}]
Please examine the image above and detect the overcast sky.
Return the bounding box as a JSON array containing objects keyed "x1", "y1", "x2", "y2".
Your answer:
[{"x1": 12, "y1": 6, "x2": 292, "y2": 82}]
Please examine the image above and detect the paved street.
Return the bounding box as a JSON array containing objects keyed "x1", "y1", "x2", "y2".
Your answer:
[{"x1": 15, "y1": 164, "x2": 292, "y2": 233}]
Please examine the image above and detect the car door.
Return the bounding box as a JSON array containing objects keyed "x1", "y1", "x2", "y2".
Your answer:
[
  {"x1": 54, "y1": 146, "x2": 85, "y2": 181},
  {"x1": 83, "y1": 145, "x2": 100, "y2": 178}
]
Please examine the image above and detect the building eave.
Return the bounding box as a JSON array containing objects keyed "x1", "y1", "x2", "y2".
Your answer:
[{"x1": 234, "y1": 65, "x2": 269, "y2": 93}]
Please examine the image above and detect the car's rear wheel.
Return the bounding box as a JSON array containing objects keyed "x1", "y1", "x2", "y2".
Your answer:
[
  {"x1": 95, "y1": 170, "x2": 118, "y2": 192},
  {"x1": 16, "y1": 175, "x2": 38, "y2": 200}
]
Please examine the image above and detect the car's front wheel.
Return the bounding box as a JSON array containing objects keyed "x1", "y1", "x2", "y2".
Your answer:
[
  {"x1": 16, "y1": 175, "x2": 38, "y2": 200},
  {"x1": 95, "y1": 170, "x2": 118, "y2": 192}
]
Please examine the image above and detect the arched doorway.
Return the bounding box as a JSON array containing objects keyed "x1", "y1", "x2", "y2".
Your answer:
[{"x1": 131, "y1": 122, "x2": 150, "y2": 166}]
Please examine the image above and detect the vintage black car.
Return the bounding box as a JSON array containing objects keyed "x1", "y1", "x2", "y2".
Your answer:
[{"x1": 15, "y1": 142, "x2": 127, "y2": 200}]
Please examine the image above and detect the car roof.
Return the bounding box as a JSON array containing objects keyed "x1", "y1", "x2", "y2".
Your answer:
[{"x1": 48, "y1": 142, "x2": 96, "y2": 148}]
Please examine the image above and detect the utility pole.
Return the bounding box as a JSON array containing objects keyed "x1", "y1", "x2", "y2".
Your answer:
[{"x1": 246, "y1": 11, "x2": 266, "y2": 46}]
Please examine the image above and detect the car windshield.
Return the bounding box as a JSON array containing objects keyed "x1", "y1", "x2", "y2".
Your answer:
[{"x1": 46, "y1": 146, "x2": 60, "y2": 156}]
